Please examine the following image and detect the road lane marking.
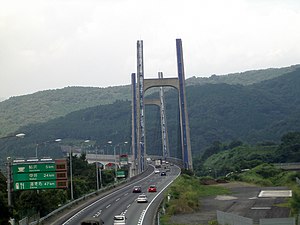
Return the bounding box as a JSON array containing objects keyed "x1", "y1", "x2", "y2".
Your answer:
[
  {"x1": 139, "y1": 167, "x2": 181, "y2": 225},
  {"x1": 116, "y1": 198, "x2": 120, "y2": 202},
  {"x1": 137, "y1": 210, "x2": 146, "y2": 225},
  {"x1": 106, "y1": 204, "x2": 111, "y2": 208},
  {"x1": 61, "y1": 165, "x2": 157, "y2": 225}
]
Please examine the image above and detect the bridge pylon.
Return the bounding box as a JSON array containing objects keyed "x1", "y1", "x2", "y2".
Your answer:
[{"x1": 131, "y1": 39, "x2": 193, "y2": 172}]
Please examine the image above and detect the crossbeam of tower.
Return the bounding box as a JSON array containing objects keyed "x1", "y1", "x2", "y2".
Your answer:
[{"x1": 132, "y1": 39, "x2": 193, "y2": 172}]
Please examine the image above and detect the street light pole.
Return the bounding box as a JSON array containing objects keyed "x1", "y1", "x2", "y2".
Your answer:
[
  {"x1": 7, "y1": 157, "x2": 12, "y2": 207},
  {"x1": 35, "y1": 138, "x2": 62, "y2": 158},
  {"x1": 96, "y1": 149, "x2": 99, "y2": 191},
  {"x1": 69, "y1": 147, "x2": 74, "y2": 200},
  {"x1": 2, "y1": 133, "x2": 26, "y2": 217},
  {"x1": 114, "y1": 145, "x2": 117, "y2": 182}
]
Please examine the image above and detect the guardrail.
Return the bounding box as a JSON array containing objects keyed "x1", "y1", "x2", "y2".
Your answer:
[
  {"x1": 29, "y1": 181, "x2": 124, "y2": 225},
  {"x1": 28, "y1": 166, "x2": 151, "y2": 225},
  {"x1": 274, "y1": 162, "x2": 300, "y2": 170}
]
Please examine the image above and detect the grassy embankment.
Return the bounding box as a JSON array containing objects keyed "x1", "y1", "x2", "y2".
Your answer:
[
  {"x1": 159, "y1": 173, "x2": 230, "y2": 225},
  {"x1": 160, "y1": 164, "x2": 300, "y2": 225}
]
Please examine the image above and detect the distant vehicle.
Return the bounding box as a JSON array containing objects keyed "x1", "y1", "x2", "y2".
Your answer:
[
  {"x1": 160, "y1": 171, "x2": 167, "y2": 176},
  {"x1": 137, "y1": 194, "x2": 148, "y2": 203},
  {"x1": 80, "y1": 216, "x2": 104, "y2": 225},
  {"x1": 154, "y1": 169, "x2": 160, "y2": 174},
  {"x1": 170, "y1": 163, "x2": 174, "y2": 166},
  {"x1": 113, "y1": 215, "x2": 126, "y2": 225},
  {"x1": 132, "y1": 186, "x2": 142, "y2": 193},
  {"x1": 155, "y1": 159, "x2": 162, "y2": 168},
  {"x1": 148, "y1": 185, "x2": 157, "y2": 192}
]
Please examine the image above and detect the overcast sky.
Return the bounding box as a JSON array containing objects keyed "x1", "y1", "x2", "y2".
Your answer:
[{"x1": 1, "y1": 0, "x2": 300, "y2": 100}]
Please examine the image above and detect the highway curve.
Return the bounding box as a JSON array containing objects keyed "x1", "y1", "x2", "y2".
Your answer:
[{"x1": 49, "y1": 164, "x2": 181, "y2": 225}]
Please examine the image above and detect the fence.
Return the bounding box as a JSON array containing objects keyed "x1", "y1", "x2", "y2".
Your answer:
[
  {"x1": 217, "y1": 211, "x2": 253, "y2": 225},
  {"x1": 260, "y1": 218, "x2": 295, "y2": 225},
  {"x1": 217, "y1": 210, "x2": 296, "y2": 225}
]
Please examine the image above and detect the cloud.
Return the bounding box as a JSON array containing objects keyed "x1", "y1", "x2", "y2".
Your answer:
[{"x1": 0, "y1": 0, "x2": 300, "y2": 99}]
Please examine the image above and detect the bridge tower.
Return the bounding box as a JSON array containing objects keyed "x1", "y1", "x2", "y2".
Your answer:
[{"x1": 132, "y1": 39, "x2": 193, "y2": 171}]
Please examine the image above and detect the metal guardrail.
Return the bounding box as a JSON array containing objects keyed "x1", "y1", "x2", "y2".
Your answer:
[
  {"x1": 28, "y1": 165, "x2": 152, "y2": 225},
  {"x1": 274, "y1": 162, "x2": 300, "y2": 170},
  {"x1": 28, "y1": 178, "x2": 130, "y2": 225}
]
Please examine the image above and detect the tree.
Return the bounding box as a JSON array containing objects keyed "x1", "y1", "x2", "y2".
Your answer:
[{"x1": 0, "y1": 171, "x2": 11, "y2": 224}]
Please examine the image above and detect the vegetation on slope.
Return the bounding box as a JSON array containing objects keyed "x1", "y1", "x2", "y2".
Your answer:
[
  {"x1": 195, "y1": 131, "x2": 300, "y2": 177},
  {"x1": 1, "y1": 68, "x2": 300, "y2": 165},
  {"x1": 161, "y1": 132, "x2": 300, "y2": 224},
  {"x1": 187, "y1": 64, "x2": 300, "y2": 86},
  {"x1": 160, "y1": 173, "x2": 230, "y2": 225},
  {"x1": 0, "y1": 85, "x2": 131, "y2": 137},
  {"x1": 0, "y1": 153, "x2": 116, "y2": 223},
  {"x1": 1, "y1": 64, "x2": 299, "y2": 139}
]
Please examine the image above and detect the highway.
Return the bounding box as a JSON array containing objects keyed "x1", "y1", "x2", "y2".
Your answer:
[{"x1": 51, "y1": 164, "x2": 181, "y2": 225}]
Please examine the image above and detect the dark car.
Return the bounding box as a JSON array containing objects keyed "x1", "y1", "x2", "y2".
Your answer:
[
  {"x1": 81, "y1": 216, "x2": 104, "y2": 225},
  {"x1": 132, "y1": 186, "x2": 142, "y2": 193},
  {"x1": 160, "y1": 171, "x2": 166, "y2": 176}
]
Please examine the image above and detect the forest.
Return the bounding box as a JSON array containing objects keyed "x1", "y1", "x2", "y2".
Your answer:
[
  {"x1": 0, "y1": 66, "x2": 299, "y2": 163},
  {"x1": 0, "y1": 65, "x2": 300, "y2": 224}
]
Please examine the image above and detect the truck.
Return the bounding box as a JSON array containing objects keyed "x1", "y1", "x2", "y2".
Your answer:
[{"x1": 155, "y1": 159, "x2": 162, "y2": 168}]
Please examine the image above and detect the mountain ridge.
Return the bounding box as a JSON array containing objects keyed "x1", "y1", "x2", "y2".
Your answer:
[{"x1": 0, "y1": 64, "x2": 299, "y2": 138}]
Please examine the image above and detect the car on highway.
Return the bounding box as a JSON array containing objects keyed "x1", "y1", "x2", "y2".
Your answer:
[
  {"x1": 81, "y1": 216, "x2": 104, "y2": 225},
  {"x1": 113, "y1": 215, "x2": 127, "y2": 225},
  {"x1": 132, "y1": 185, "x2": 142, "y2": 193},
  {"x1": 160, "y1": 171, "x2": 167, "y2": 176},
  {"x1": 148, "y1": 185, "x2": 157, "y2": 192},
  {"x1": 154, "y1": 169, "x2": 160, "y2": 174},
  {"x1": 137, "y1": 194, "x2": 148, "y2": 203}
]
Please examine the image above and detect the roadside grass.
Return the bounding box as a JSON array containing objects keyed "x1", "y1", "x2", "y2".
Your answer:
[
  {"x1": 234, "y1": 163, "x2": 299, "y2": 186},
  {"x1": 159, "y1": 174, "x2": 230, "y2": 225},
  {"x1": 232, "y1": 163, "x2": 300, "y2": 218},
  {"x1": 160, "y1": 164, "x2": 300, "y2": 225}
]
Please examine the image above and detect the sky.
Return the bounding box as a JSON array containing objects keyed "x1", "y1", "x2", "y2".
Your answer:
[{"x1": 1, "y1": 0, "x2": 300, "y2": 100}]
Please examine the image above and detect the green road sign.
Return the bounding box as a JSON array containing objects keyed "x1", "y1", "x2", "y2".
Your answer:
[
  {"x1": 14, "y1": 180, "x2": 57, "y2": 190},
  {"x1": 13, "y1": 172, "x2": 56, "y2": 182},
  {"x1": 12, "y1": 163, "x2": 56, "y2": 174},
  {"x1": 116, "y1": 170, "x2": 125, "y2": 178},
  {"x1": 11, "y1": 160, "x2": 68, "y2": 191}
]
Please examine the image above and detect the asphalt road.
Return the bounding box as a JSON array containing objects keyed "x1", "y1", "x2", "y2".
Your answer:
[
  {"x1": 170, "y1": 182, "x2": 291, "y2": 225},
  {"x1": 49, "y1": 164, "x2": 181, "y2": 225}
]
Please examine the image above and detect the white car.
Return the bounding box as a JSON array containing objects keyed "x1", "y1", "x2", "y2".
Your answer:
[
  {"x1": 154, "y1": 169, "x2": 160, "y2": 174},
  {"x1": 137, "y1": 194, "x2": 148, "y2": 203},
  {"x1": 113, "y1": 215, "x2": 126, "y2": 225}
]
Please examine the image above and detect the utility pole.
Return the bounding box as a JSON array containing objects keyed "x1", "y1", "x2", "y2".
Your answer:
[{"x1": 7, "y1": 157, "x2": 12, "y2": 207}]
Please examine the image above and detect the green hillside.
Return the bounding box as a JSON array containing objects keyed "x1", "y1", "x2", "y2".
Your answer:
[
  {"x1": 187, "y1": 64, "x2": 300, "y2": 86},
  {"x1": 0, "y1": 86, "x2": 131, "y2": 137},
  {"x1": 1, "y1": 67, "x2": 299, "y2": 165},
  {"x1": 0, "y1": 65, "x2": 298, "y2": 138}
]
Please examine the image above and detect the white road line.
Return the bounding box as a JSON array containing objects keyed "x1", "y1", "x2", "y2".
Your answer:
[
  {"x1": 61, "y1": 165, "x2": 157, "y2": 225},
  {"x1": 106, "y1": 204, "x2": 111, "y2": 209},
  {"x1": 137, "y1": 210, "x2": 146, "y2": 225},
  {"x1": 140, "y1": 167, "x2": 181, "y2": 225},
  {"x1": 116, "y1": 198, "x2": 120, "y2": 202}
]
